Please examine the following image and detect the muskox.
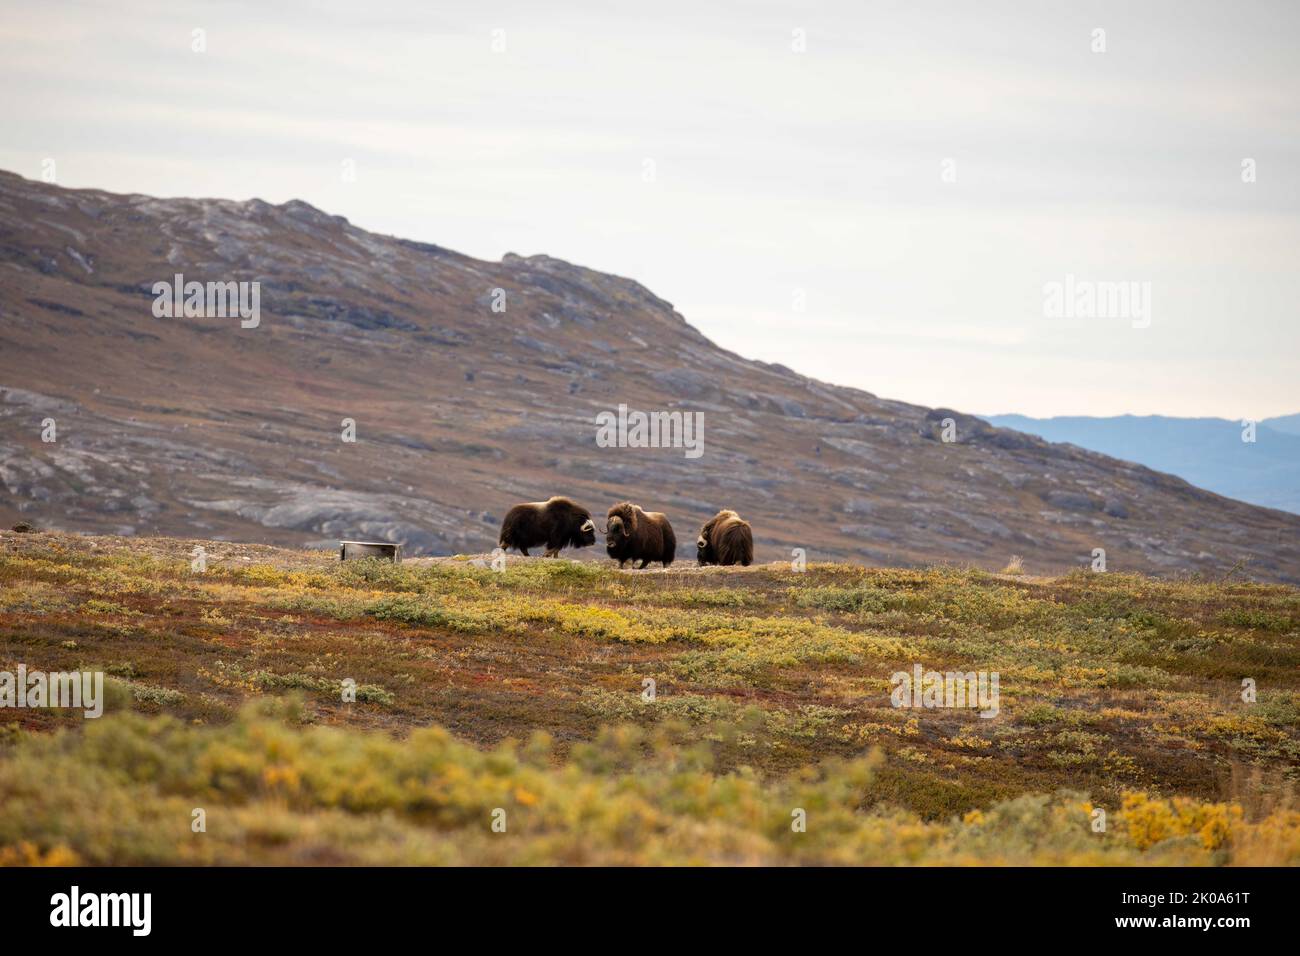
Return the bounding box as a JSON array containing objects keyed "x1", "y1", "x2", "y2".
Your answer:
[
  {"x1": 604, "y1": 502, "x2": 676, "y2": 569},
  {"x1": 498, "y1": 497, "x2": 597, "y2": 557},
  {"x1": 696, "y1": 509, "x2": 754, "y2": 566}
]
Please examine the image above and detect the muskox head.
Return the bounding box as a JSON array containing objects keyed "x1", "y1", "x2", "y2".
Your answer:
[
  {"x1": 572, "y1": 513, "x2": 597, "y2": 548},
  {"x1": 605, "y1": 515, "x2": 625, "y2": 552},
  {"x1": 605, "y1": 502, "x2": 637, "y2": 552}
]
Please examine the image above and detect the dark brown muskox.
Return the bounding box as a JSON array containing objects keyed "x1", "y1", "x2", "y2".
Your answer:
[
  {"x1": 498, "y1": 497, "x2": 597, "y2": 557},
  {"x1": 696, "y1": 509, "x2": 754, "y2": 566},
  {"x1": 604, "y1": 502, "x2": 676, "y2": 569}
]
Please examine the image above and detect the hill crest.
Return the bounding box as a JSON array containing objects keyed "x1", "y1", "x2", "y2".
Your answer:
[{"x1": 1, "y1": 170, "x2": 1298, "y2": 582}]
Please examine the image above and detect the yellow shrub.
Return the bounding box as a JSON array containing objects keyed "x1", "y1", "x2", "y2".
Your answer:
[{"x1": 1119, "y1": 791, "x2": 1243, "y2": 851}]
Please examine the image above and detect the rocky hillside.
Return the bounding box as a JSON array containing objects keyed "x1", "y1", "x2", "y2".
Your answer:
[{"x1": 1, "y1": 170, "x2": 1298, "y2": 581}]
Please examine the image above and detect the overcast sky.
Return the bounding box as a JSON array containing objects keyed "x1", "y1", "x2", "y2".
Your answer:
[{"x1": 3, "y1": 0, "x2": 1297, "y2": 418}]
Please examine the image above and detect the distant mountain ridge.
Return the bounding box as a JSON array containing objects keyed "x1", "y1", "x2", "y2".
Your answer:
[
  {"x1": 982, "y1": 414, "x2": 1300, "y2": 515},
  {"x1": 1263, "y1": 413, "x2": 1300, "y2": 437},
  {"x1": 2, "y1": 169, "x2": 1299, "y2": 582}
]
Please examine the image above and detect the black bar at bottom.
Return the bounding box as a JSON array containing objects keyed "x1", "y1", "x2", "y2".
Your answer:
[{"x1": 0, "y1": 866, "x2": 1282, "y2": 941}]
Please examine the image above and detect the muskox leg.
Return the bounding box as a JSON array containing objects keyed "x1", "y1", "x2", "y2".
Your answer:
[
  {"x1": 638, "y1": 559, "x2": 650, "y2": 569},
  {"x1": 519, "y1": 546, "x2": 529, "y2": 557},
  {"x1": 543, "y1": 548, "x2": 559, "y2": 558}
]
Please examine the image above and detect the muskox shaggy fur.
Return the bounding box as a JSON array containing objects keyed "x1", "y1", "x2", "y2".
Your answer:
[
  {"x1": 604, "y1": 502, "x2": 676, "y2": 569},
  {"x1": 696, "y1": 509, "x2": 754, "y2": 566},
  {"x1": 498, "y1": 497, "x2": 597, "y2": 557}
]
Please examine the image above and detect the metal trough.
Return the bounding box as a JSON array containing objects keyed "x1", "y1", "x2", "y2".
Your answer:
[{"x1": 339, "y1": 540, "x2": 403, "y2": 563}]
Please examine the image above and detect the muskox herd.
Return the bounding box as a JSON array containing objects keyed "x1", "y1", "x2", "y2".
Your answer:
[{"x1": 498, "y1": 497, "x2": 754, "y2": 568}]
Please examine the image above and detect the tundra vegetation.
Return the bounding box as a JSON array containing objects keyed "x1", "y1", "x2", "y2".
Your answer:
[{"x1": 0, "y1": 531, "x2": 1297, "y2": 866}]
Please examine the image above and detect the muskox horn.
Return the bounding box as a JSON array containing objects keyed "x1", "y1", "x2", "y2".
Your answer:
[
  {"x1": 580, "y1": 519, "x2": 595, "y2": 533},
  {"x1": 697, "y1": 535, "x2": 707, "y2": 549}
]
